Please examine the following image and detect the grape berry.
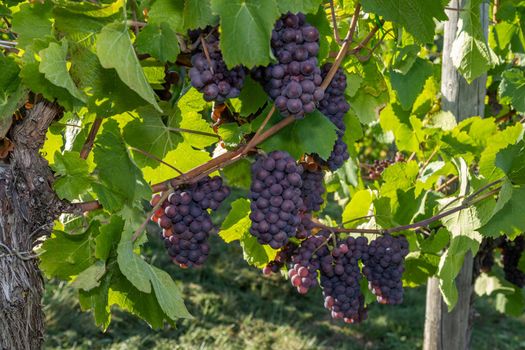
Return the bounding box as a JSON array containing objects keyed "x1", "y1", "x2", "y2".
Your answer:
[{"x1": 500, "y1": 236, "x2": 525, "y2": 288}]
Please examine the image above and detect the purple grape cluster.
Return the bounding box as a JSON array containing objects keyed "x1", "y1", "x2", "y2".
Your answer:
[
  {"x1": 288, "y1": 233, "x2": 330, "y2": 294},
  {"x1": 249, "y1": 151, "x2": 304, "y2": 249},
  {"x1": 500, "y1": 236, "x2": 525, "y2": 288},
  {"x1": 300, "y1": 168, "x2": 325, "y2": 212},
  {"x1": 318, "y1": 64, "x2": 350, "y2": 171},
  {"x1": 151, "y1": 176, "x2": 230, "y2": 268},
  {"x1": 362, "y1": 234, "x2": 409, "y2": 304},
  {"x1": 320, "y1": 236, "x2": 369, "y2": 323},
  {"x1": 189, "y1": 30, "x2": 246, "y2": 102},
  {"x1": 296, "y1": 212, "x2": 315, "y2": 240},
  {"x1": 367, "y1": 153, "x2": 406, "y2": 180},
  {"x1": 254, "y1": 13, "x2": 324, "y2": 118}
]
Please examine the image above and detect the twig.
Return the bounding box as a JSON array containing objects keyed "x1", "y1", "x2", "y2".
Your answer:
[
  {"x1": 407, "y1": 152, "x2": 416, "y2": 162},
  {"x1": 130, "y1": 0, "x2": 140, "y2": 36},
  {"x1": 131, "y1": 189, "x2": 172, "y2": 242},
  {"x1": 242, "y1": 105, "x2": 276, "y2": 155},
  {"x1": 128, "y1": 146, "x2": 184, "y2": 175},
  {"x1": 348, "y1": 21, "x2": 383, "y2": 55},
  {"x1": 0, "y1": 39, "x2": 17, "y2": 46},
  {"x1": 127, "y1": 20, "x2": 146, "y2": 28},
  {"x1": 418, "y1": 147, "x2": 439, "y2": 178},
  {"x1": 329, "y1": 0, "x2": 343, "y2": 45},
  {"x1": 167, "y1": 127, "x2": 220, "y2": 138},
  {"x1": 200, "y1": 35, "x2": 214, "y2": 74},
  {"x1": 435, "y1": 175, "x2": 459, "y2": 192},
  {"x1": 80, "y1": 117, "x2": 103, "y2": 160}
]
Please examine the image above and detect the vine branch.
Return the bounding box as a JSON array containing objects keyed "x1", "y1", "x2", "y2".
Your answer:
[{"x1": 79, "y1": 117, "x2": 103, "y2": 160}]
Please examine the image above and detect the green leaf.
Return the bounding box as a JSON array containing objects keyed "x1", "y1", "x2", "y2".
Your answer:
[
  {"x1": 11, "y1": 2, "x2": 53, "y2": 47},
  {"x1": 360, "y1": 0, "x2": 447, "y2": 43},
  {"x1": 277, "y1": 0, "x2": 321, "y2": 14},
  {"x1": 39, "y1": 222, "x2": 99, "y2": 280},
  {"x1": 93, "y1": 120, "x2": 151, "y2": 210},
  {"x1": 116, "y1": 226, "x2": 152, "y2": 293},
  {"x1": 54, "y1": 0, "x2": 124, "y2": 18},
  {"x1": 219, "y1": 198, "x2": 251, "y2": 243},
  {"x1": 96, "y1": 22, "x2": 161, "y2": 111},
  {"x1": 183, "y1": 0, "x2": 218, "y2": 30},
  {"x1": 123, "y1": 106, "x2": 183, "y2": 168},
  {"x1": 420, "y1": 228, "x2": 450, "y2": 254},
  {"x1": 229, "y1": 76, "x2": 269, "y2": 117},
  {"x1": 499, "y1": 68, "x2": 525, "y2": 114},
  {"x1": 70, "y1": 260, "x2": 106, "y2": 291},
  {"x1": 450, "y1": 0, "x2": 499, "y2": 82},
  {"x1": 210, "y1": 0, "x2": 280, "y2": 68},
  {"x1": 38, "y1": 41, "x2": 86, "y2": 102},
  {"x1": 379, "y1": 103, "x2": 419, "y2": 153},
  {"x1": 95, "y1": 215, "x2": 123, "y2": 260},
  {"x1": 0, "y1": 55, "x2": 24, "y2": 138},
  {"x1": 260, "y1": 110, "x2": 338, "y2": 160},
  {"x1": 70, "y1": 46, "x2": 146, "y2": 116},
  {"x1": 389, "y1": 58, "x2": 433, "y2": 110},
  {"x1": 148, "y1": 0, "x2": 184, "y2": 31},
  {"x1": 239, "y1": 231, "x2": 276, "y2": 268},
  {"x1": 342, "y1": 190, "x2": 373, "y2": 228},
  {"x1": 479, "y1": 186, "x2": 525, "y2": 237},
  {"x1": 79, "y1": 270, "x2": 111, "y2": 329},
  {"x1": 145, "y1": 265, "x2": 192, "y2": 320},
  {"x1": 51, "y1": 151, "x2": 93, "y2": 200},
  {"x1": 495, "y1": 286, "x2": 525, "y2": 317},
  {"x1": 474, "y1": 273, "x2": 516, "y2": 296},
  {"x1": 495, "y1": 141, "x2": 525, "y2": 184},
  {"x1": 136, "y1": 23, "x2": 180, "y2": 62}
]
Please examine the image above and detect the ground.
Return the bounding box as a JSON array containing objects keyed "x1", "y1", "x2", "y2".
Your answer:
[{"x1": 44, "y1": 233, "x2": 525, "y2": 350}]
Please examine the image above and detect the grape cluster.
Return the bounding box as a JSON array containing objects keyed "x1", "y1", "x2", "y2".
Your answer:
[
  {"x1": 154, "y1": 68, "x2": 178, "y2": 101},
  {"x1": 367, "y1": 153, "x2": 406, "y2": 180},
  {"x1": 189, "y1": 29, "x2": 245, "y2": 102},
  {"x1": 296, "y1": 213, "x2": 315, "y2": 240},
  {"x1": 151, "y1": 176, "x2": 230, "y2": 268},
  {"x1": 249, "y1": 151, "x2": 304, "y2": 249},
  {"x1": 288, "y1": 233, "x2": 330, "y2": 294},
  {"x1": 300, "y1": 167, "x2": 325, "y2": 212},
  {"x1": 254, "y1": 13, "x2": 324, "y2": 118},
  {"x1": 320, "y1": 236, "x2": 369, "y2": 323},
  {"x1": 317, "y1": 64, "x2": 350, "y2": 171},
  {"x1": 362, "y1": 234, "x2": 409, "y2": 304},
  {"x1": 500, "y1": 236, "x2": 525, "y2": 288},
  {"x1": 263, "y1": 242, "x2": 298, "y2": 275}
]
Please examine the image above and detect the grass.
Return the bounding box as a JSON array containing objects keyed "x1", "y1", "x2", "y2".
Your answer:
[{"x1": 44, "y1": 233, "x2": 525, "y2": 350}]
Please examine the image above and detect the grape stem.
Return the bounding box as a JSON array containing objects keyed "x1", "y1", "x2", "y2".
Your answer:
[
  {"x1": 200, "y1": 35, "x2": 215, "y2": 74},
  {"x1": 131, "y1": 188, "x2": 172, "y2": 242},
  {"x1": 79, "y1": 117, "x2": 103, "y2": 160},
  {"x1": 310, "y1": 187, "x2": 501, "y2": 235},
  {"x1": 329, "y1": 0, "x2": 344, "y2": 45},
  {"x1": 166, "y1": 127, "x2": 220, "y2": 138}
]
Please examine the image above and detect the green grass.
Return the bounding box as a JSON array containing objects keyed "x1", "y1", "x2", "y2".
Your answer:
[{"x1": 44, "y1": 234, "x2": 525, "y2": 350}]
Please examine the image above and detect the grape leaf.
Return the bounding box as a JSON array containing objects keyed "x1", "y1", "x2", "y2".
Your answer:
[
  {"x1": 51, "y1": 151, "x2": 93, "y2": 200},
  {"x1": 342, "y1": 190, "x2": 373, "y2": 228},
  {"x1": 70, "y1": 46, "x2": 146, "y2": 116},
  {"x1": 499, "y1": 68, "x2": 525, "y2": 114},
  {"x1": 210, "y1": 0, "x2": 280, "y2": 68},
  {"x1": 389, "y1": 58, "x2": 433, "y2": 110},
  {"x1": 495, "y1": 141, "x2": 525, "y2": 184},
  {"x1": 78, "y1": 270, "x2": 112, "y2": 329},
  {"x1": 54, "y1": 9, "x2": 114, "y2": 48},
  {"x1": 183, "y1": 0, "x2": 218, "y2": 30},
  {"x1": 450, "y1": 0, "x2": 499, "y2": 82},
  {"x1": 95, "y1": 215, "x2": 123, "y2": 261},
  {"x1": 0, "y1": 55, "x2": 24, "y2": 138},
  {"x1": 93, "y1": 120, "x2": 151, "y2": 210},
  {"x1": 229, "y1": 76, "x2": 269, "y2": 117},
  {"x1": 495, "y1": 286, "x2": 525, "y2": 317},
  {"x1": 11, "y1": 2, "x2": 53, "y2": 47},
  {"x1": 39, "y1": 222, "x2": 99, "y2": 280},
  {"x1": 96, "y1": 22, "x2": 161, "y2": 111},
  {"x1": 136, "y1": 23, "x2": 180, "y2": 62},
  {"x1": 260, "y1": 110, "x2": 338, "y2": 160},
  {"x1": 116, "y1": 224, "x2": 152, "y2": 293},
  {"x1": 277, "y1": 0, "x2": 322, "y2": 14},
  {"x1": 479, "y1": 186, "x2": 525, "y2": 237},
  {"x1": 219, "y1": 198, "x2": 251, "y2": 243},
  {"x1": 240, "y1": 231, "x2": 277, "y2": 268},
  {"x1": 53, "y1": 0, "x2": 124, "y2": 18},
  {"x1": 39, "y1": 41, "x2": 86, "y2": 103},
  {"x1": 123, "y1": 105, "x2": 183, "y2": 168},
  {"x1": 360, "y1": 0, "x2": 447, "y2": 43},
  {"x1": 474, "y1": 273, "x2": 516, "y2": 296},
  {"x1": 148, "y1": 0, "x2": 184, "y2": 32},
  {"x1": 70, "y1": 260, "x2": 106, "y2": 291}
]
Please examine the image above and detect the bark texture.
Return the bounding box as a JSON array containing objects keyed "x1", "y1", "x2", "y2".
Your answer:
[
  {"x1": 0, "y1": 101, "x2": 66, "y2": 350},
  {"x1": 423, "y1": 1, "x2": 489, "y2": 350}
]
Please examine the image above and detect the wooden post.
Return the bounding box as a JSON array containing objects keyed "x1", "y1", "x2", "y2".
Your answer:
[{"x1": 423, "y1": 1, "x2": 489, "y2": 350}]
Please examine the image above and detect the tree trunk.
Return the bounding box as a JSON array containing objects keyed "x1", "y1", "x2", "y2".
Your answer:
[
  {"x1": 423, "y1": 1, "x2": 489, "y2": 350},
  {"x1": 0, "y1": 101, "x2": 66, "y2": 350}
]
